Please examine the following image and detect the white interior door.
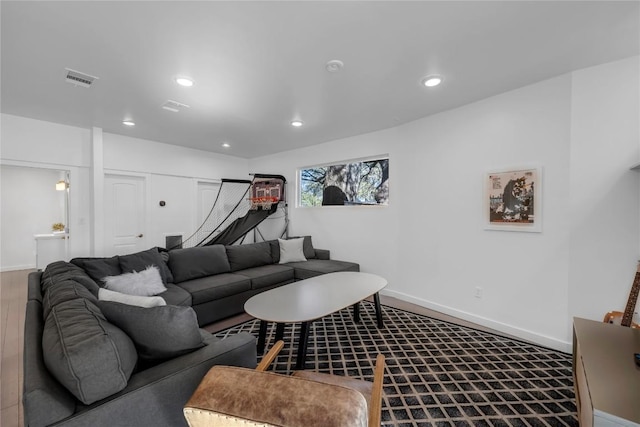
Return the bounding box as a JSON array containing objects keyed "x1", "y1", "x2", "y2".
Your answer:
[
  {"x1": 197, "y1": 181, "x2": 221, "y2": 240},
  {"x1": 104, "y1": 174, "x2": 146, "y2": 256}
]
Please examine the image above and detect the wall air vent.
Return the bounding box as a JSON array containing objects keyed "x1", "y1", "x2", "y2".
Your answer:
[
  {"x1": 65, "y1": 68, "x2": 98, "y2": 88},
  {"x1": 161, "y1": 100, "x2": 190, "y2": 112}
]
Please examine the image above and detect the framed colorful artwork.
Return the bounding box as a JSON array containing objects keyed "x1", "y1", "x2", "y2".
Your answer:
[{"x1": 485, "y1": 166, "x2": 542, "y2": 232}]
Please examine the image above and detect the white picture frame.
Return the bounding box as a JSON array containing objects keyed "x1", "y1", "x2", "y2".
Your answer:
[{"x1": 484, "y1": 166, "x2": 542, "y2": 233}]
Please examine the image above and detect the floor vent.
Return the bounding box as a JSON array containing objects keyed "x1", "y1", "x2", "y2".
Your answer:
[{"x1": 65, "y1": 68, "x2": 98, "y2": 88}]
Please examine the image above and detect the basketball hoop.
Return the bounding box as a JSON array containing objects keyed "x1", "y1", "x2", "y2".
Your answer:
[{"x1": 250, "y1": 196, "x2": 279, "y2": 210}]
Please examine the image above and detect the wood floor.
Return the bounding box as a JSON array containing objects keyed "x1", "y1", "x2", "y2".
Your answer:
[
  {"x1": 1, "y1": 269, "x2": 30, "y2": 427},
  {"x1": 0, "y1": 269, "x2": 511, "y2": 427}
]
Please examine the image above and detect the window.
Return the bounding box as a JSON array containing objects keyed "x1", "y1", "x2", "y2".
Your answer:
[{"x1": 299, "y1": 157, "x2": 389, "y2": 207}]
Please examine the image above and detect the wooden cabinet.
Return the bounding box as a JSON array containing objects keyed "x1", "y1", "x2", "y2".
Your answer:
[{"x1": 573, "y1": 318, "x2": 640, "y2": 427}]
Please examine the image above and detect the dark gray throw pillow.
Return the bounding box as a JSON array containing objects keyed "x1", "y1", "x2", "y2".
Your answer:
[
  {"x1": 158, "y1": 249, "x2": 174, "y2": 283},
  {"x1": 119, "y1": 248, "x2": 169, "y2": 284},
  {"x1": 98, "y1": 302, "x2": 205, "y2": 362},
  {"x1": 70, "y1": 256, "x2": 122, "y2": 286},
  {"x1": 168, "y1": 245, "x2": 231, "y2": 283}
]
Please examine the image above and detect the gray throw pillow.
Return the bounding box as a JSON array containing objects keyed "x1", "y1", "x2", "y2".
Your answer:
[
  {"x1": 270, "y1": 236, "x2": 316, "y2": 263},
  {"x1": 42, "y1": 299, "x2": 137, "y2": 405},
  {"x1": 278, "y1": 238, "x2": 307, "y2": 264},
  {"x1": 98, "y1": 302, "x2": 205, "y2": 362},
  {"x1": 168, "y1": 245, "x2": 231, "y2": 283}
]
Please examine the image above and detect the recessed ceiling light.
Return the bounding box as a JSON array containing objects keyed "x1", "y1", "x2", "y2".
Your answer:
[
  {"x1": 291, "y1": 120, "x2": 304, "y2": 127},
  {"x1": 221, "y1": 142, "x2": 231, "y2": 148},
  {"x1": 421, "y1": 75, "x2": 443, "y2": 87},
  {"x1": 325, "y1": 60, "x2": 344, "y2": 73},
  {"x1": 122, "y1": 120, "x2": 135, "y2": 126},
  {"x1": 175, "y1": 77, "x2": 194, "y2": 87}
]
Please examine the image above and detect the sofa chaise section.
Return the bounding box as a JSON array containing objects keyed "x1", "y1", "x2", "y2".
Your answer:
[{"x1": 24, "y1": 266, "x2": 257, "y2": 427}]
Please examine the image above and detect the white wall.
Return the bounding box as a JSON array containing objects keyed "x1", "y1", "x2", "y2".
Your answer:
[
  {"x1": 1, "y1": 114, "x2": 92, "y2": 261},
  {"x1": 568, "y1": 57, "x2": 640, "y2": 328},
  {"x1": 0, "y1": 114, "x2": 250, "y2": 261},
  {"x1": 249, "y1": 57, "x2": 640, "y2": 351},
  {"x1": 0, "y1": 166, "x2": 67, "y2": 270},
  {"x1": 102, "y1": 133, "x2": 250, "y2": 250}
]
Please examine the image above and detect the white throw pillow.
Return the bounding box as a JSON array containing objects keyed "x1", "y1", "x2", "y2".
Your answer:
[
  {"x1": 278, "y1": 238, "x2": 307, "y2": 264},
  {"x1": 103, "y1": 265, "x2": 167, "y2": 296},
  {"x1": 98, "y1": 288, "x2": 166, "y2": 308}
]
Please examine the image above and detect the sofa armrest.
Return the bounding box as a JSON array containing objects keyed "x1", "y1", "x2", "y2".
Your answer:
[
  {"x1": 60, "y1": 332, "x2": 257, "y2": 427},
  {"x1": 314, "y1": 249, "x2": 330, "y2": 260},
  {"x1": 28, "y1": 271, "x2": 44, "y2": 302}
]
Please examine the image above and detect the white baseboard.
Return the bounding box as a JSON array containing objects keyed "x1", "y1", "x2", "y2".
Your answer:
[
  {"x1": 380, "y1": 289, "x2": 572, "y2": 353},
  {"x1": 1, "y1": 263, "x2": 36, "y2": 272}
]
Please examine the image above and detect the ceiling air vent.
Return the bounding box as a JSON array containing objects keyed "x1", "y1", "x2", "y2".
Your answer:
[
  {"x1": 65, "y1": 68, "x2": 98, "y2": 88},
  {"x1": 161, "y1": 100, "x2": 190, "y2": 112}
]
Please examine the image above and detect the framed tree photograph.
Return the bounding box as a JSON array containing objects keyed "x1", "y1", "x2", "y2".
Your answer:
[{"x1": 485, "y1": 166, "x2": 542, "y2": 232}]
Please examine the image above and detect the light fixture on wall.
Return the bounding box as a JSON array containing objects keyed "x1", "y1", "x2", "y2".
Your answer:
[{"x1": 56, "y1": 180, "x2": 68, "y2": 191}]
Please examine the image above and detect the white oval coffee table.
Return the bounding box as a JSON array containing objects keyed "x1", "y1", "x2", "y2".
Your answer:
[{"x1": 244, "y1": 271, "x2": 387, "y2": 369}]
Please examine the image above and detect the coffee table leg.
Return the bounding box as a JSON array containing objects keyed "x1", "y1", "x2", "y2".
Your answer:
[
  {"x1": 374, "y1": 292, "x2": 384, "y2": 328},
  {"x1": 353, "y1": 302, "x2": 360, "y2": 323},
  {"x1": 295, "y1": 321, "x2": 311, "y2": 370},
  {"x1": 257, "y1": 320, "x2": 268, "y2": 354},
  {"x1": 275, "y1": 323, "x2": 285, "y2": 341}
]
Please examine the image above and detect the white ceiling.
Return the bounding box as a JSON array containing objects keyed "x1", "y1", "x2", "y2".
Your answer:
[{"x1": 1, "y1": 1, "x2": 638, "y2": 159}]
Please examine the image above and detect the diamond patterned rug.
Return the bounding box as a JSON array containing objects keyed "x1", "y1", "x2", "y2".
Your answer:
[{"x1": 215, "y1": 302, "x2": 578, "y2": 427}]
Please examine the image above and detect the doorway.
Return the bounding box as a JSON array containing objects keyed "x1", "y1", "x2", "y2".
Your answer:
[
  {"x1": 104, "y1": 174, "x2": 146, "y2": 256},
  {"x1": 0, "y1": 165, "x2": 69, "y2": 271}
]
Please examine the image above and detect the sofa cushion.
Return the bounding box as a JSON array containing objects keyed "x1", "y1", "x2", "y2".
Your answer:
[
  {"x1": 288, "y1": 259, "x2": 360, "y2": 280},
  {"x1": 168, "y1": 245, "x2": 231, "y2": 283},
  {"x1": 98, "y1": 302, "x2": 204, "y2": 362},
  {"x1": 43, "y1": 279, "x2": 98, "y2": 320},
  {"x1": 234, "y1": 265, "x2": 295, "y2": 290},
  {"x1": 158, "y1": 283, "x2": 193, "y2": 306},
  {"x1": 70, "y1": 256, "x2": 122, "y2": 286},
  {"x1": 278, "y1": 238, "x2": 307, "y2": 264},
  {"x1": 103, "y1": 265, "x2": 167, "y2": 296},
  {"x1": 42, "y1": 298, "x2": 137, "y2": 405},
  {"x1": 226, "y1": 242, "x2": 273, "y2": 272},
  {"x1": 177, "y1": 273, "x2": 251, "y2": 305},
  {"x1": 98, "y1": 288, "x2": 166, "y2": 308},
  {"x1": 119, "y1": 248, "x2": 170, "y2": 284}
]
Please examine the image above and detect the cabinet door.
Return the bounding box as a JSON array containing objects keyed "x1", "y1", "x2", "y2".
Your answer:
[{"x1": 575, "y1": 349, "x2": 594, "y2": 427}]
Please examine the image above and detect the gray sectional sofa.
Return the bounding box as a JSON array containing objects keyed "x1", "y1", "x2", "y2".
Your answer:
[{"x1": 23, "y1": 237, "x2": 359, "y2": 427}]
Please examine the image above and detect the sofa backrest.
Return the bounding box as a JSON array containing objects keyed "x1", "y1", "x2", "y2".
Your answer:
[
  {"x1": 225, "y1": 241, "x2": 273, "y2": 272},
  {"x1": 168, "y1": 245, "x2": 231, "y2": 283},
  {"x1": 23, "y1": 290, "x2": 76, "y2": 427}
]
